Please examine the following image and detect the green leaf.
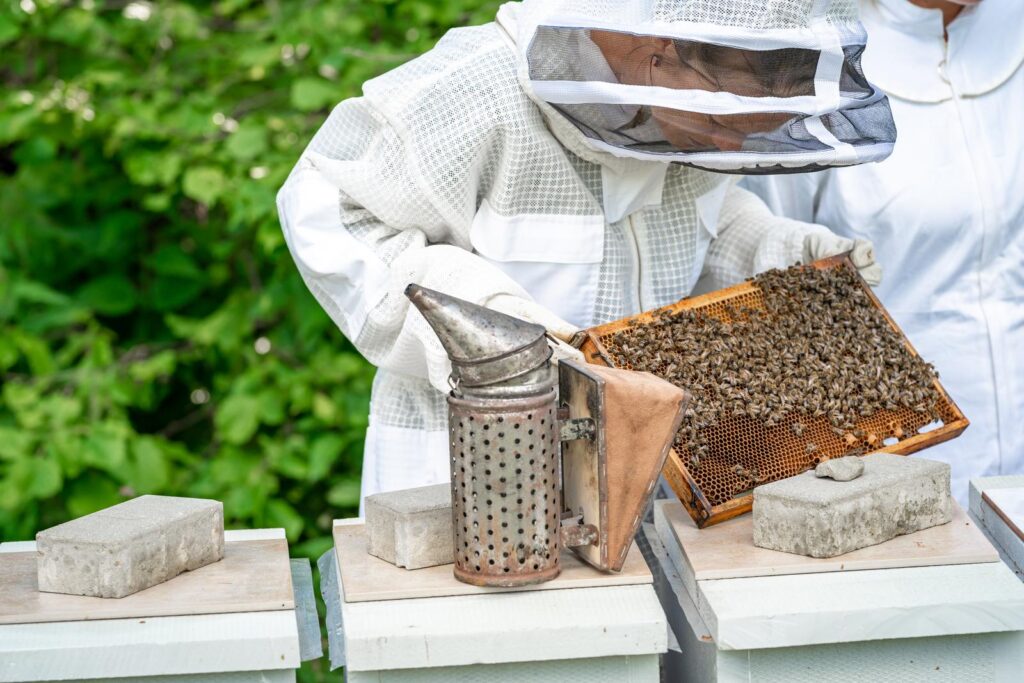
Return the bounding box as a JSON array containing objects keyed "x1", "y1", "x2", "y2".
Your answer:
[
  {"x1": 290, "y1": 78, "x2": 338, "y2": 112},
  {"x1": 12, "y1": 331, "x2": 56, "y2": 375},
  {"x1": 46, "y1": 432, "x2": 85, "y2": 479},
  {"x1": 128, "y1": 350, "x2": 177, "y2": 382},
  {"x1": 312, "y1": 392, "x2": 337, "y2": 422},
  {"x1": 266, "y1": 499, "x2": 304, "y2": 541},
  {"x1": 78, "y1": 274, "x2": 138, "y2": 316},
  {"x1": 182, "y1": 166, "x2": 227, "y2": 206},
  {"x1": 326, "y1": 477, "x2": 362, "y2": 509},
  {"x1": 146, "y1": 245, "x2": 202, "y2": 279},
  {"x1": 27, "y1": 458, "x2": 62, "y2": 499},
  {"x1": 40, "y1": 394, "x2": 83, "y2": 428},
  {"x1": 3, "y1": 381, "x2": 44, "y2": 429},
  {"x1": 0, "y1": 14, "x2": 20, "y2": 47},
  {"x1": 0, "y1": 335, "x2": 17, "y2": 371},
  {"x1": 66, "y1": 474, "x2": 122, "y2": 518},
  {"x1": 215, "y1": 394, "x2": 262, "y2": 444},
  {"x1": 82, "y1": 424, "x2": 129, "y2": 475},
  {"x1": 308, "y1": 434, "x2": 345, "y2": 482},
  {"x1": 0, "y1": 461, "x2": 30, "y2": 512},
  {"x1": 149, "y1": 275, "x2": 203, "y2": 312},
  {"x1": 0, "y1": 427, "x2": 33, "y2": 461},
  {"x1": 128, "y1": 437, "x2": 170, "y2": 493},
  {"x1": 124, "y1": 151, "x2": 183, "y2": 188},
  {"x1": 12, "y1": 280, "x2": 69, "y2": 307},
  {"x1": 257, "y1": 389, "x2": 286, "y2": 426},
  {"x1": 224, "y1": 122, "x2": 268, "y2": 161}
]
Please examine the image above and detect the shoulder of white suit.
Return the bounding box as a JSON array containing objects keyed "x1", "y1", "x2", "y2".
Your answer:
[{"x1": 861, "y1": 0, "x2": 1024, "y2": 103}]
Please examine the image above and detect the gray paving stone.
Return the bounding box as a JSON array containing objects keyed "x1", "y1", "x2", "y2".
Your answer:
[
  {"x1": 753, "y1": 454, "x2": 951, "y2": 558},
  {"x1": 365, "y1": 484, "x2": 453, "y2": 569},
  {"x1": 36, "y1": 495, "x2": 224, "y2": 598}
]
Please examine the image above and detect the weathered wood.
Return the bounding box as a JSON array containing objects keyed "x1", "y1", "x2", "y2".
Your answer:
[
  {"x1": 0, "y1": 531, "x2": 293, "y2": 626},
  {"x1": 984, "y1": 489, "x2": 1024, "y2": 543},
  {"x1": 332, "y1": 520, "x2": 651, "y2": 603},
  {"x1": 659, "y1": 498, "x2": 996, "y2": 582}
]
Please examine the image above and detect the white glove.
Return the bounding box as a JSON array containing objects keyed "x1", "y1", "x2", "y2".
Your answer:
[
  {"x1": 484, "y1": 294, "x2": 585, "y2": 365},
  {"x1": 802, "y1": 232, "x2": 882, "y2": 286}
]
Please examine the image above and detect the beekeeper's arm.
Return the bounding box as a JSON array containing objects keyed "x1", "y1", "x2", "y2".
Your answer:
[
  {"x1": 698, "y1": 184, "x2": 881, "y2": 291},
  {"x1": 277, "y1": 99, "x2": 578, "y2": 394}
]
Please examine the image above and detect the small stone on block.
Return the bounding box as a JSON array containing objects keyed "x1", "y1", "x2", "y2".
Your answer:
[
  {"x1": 753, "y1": 453, "x2": 951, "y2": 558},
  {"x1": 36, "y1": 495, "x2": 224, "y2": 598},
  {"x1": 815, "y1": 456, "x2": 865, "y2": 482},
  {"x1": 365, "y1": 484, "x2": 453, "y2": 569}
]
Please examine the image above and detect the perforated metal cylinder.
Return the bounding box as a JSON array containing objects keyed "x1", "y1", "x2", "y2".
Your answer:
[{"x1": 448, "y1": 390, "x2": 561, "y2": 587}]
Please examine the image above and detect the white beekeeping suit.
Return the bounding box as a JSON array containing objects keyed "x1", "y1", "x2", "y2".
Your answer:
[
  {"x1": 745, "y1": 0, "x2": 1024, "y2": 503},
  {"x1": 277, "y1": 0, "x2": 896, "y2": 507}
]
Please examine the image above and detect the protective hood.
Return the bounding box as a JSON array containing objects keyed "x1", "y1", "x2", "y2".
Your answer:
[{"x1": 503, "y1": 0, "x2": 896, "y2": 173}]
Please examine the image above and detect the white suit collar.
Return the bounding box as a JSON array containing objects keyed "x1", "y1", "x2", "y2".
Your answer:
[{"x1": 863, "y1": 0, "x2": 1024, "y2": 103}]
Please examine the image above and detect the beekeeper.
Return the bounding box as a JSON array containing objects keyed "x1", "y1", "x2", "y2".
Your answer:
[
  {"x1": 744, "y1": 0, "x2": 1024, "y2": 502},
  {"x1": 277, "y1": 0, "x2": 897, "y2": 506}
]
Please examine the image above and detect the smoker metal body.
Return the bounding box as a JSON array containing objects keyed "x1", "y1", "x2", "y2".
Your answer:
[
  {"x1": 449, "y1": 388, "x2": 562, "y2": 587},
  {"x1": 407, "y1": 284, "x2": 565, "y2": 586}
]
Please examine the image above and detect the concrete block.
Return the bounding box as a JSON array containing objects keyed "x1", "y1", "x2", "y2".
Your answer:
[
  {"x1": 36, "y1": 495, "x2": 224, "y2": 598},
  {"x1": 753, "y1": 454, "x2": 951, "y2": 558},
  {"x1": 365, "y1": 484, "x2": 453, "y2": 569}
]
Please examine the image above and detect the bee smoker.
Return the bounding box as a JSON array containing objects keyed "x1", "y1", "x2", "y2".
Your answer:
[
  {"x1": 406, "y1": 285, "x2": 689, "y2": 588},
  {"x1": 406, "y1": 284, "x2": 562, "y2": 587}
]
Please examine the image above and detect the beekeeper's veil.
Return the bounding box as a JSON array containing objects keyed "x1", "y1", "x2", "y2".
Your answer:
[{"x1": 504, "y1": 0, "x2": 895, "y2": 173}]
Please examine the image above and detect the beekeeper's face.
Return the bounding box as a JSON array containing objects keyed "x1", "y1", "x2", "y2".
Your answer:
[{"x1": 590, "y1": 30, "x2": 812, "y2": 151}]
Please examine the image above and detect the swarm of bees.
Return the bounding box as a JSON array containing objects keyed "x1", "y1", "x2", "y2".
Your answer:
[{"x1": 605, "y1": 264, "x2": 942, "y2": 472}]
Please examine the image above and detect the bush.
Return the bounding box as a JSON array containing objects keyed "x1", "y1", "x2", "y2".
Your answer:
[{"x1": 1, "y1": 1, "x2": 499, "y2": 679}]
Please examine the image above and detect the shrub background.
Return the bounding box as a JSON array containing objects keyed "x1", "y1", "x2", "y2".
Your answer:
[{"x1": 0, "y1": 1, "x2": 499, "y2": 679}]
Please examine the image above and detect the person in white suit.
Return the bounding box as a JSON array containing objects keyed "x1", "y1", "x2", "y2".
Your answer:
[
  {"x1": 745, "y1": 0, "x2": 1024, "y2": 503},
  {"x1": 277, "y1": 0, "x2": 896, "y2": 507}
]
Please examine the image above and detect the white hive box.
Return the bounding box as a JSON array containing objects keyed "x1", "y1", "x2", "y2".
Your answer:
[
  {"x1": 322, "y1": 518, "x2": 668, "y2": 682},
  {"x1": 970, "y1": 475, "x2": 1024, "y2": 579},
  {"x1": 647, "y1": 499, "x2": 1024, "y2": 682},
  {"x1": 0, "y1": 529, "x2": 321, "y2": 683}
]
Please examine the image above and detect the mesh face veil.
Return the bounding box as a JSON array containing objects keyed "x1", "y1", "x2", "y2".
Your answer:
[{"x1": 512, "y1": 0, "x2": 896, "y2": 173}]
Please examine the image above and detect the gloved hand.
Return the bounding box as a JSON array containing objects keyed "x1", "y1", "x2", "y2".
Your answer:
[
  {"x1": 802, "y1": 232, "x2": 882, "y2": 286},
  {"x1": 484, "y1": 293, "x2": 585, "y2": 365}
]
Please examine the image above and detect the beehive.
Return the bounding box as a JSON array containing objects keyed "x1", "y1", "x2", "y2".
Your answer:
[{"x1": 575, "y1": 256, "x2": 969, "y2": 528}]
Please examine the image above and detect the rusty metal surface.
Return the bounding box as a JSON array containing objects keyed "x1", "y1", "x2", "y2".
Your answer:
[
  {"x1": 559, "y1": 416, "x2": 597, "y2": 442},
  {"x1": 449, "y1": 390, "x2": 562, "y2": 587},
  {"x1": 405, "y1": 284, "x2": 551, "y2": 391},
  {"x1": 560, "y1": 516, "x2": 599, "y2": 548}
]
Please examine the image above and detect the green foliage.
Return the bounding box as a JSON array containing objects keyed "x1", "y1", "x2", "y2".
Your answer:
[{"x1": 1, "y1": 0, "x2": 500, "y2": 679}]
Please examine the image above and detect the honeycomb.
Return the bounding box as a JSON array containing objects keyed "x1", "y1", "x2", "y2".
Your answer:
[{"x1": 580, "y1": 257, "x2": 968, "y2": 527}]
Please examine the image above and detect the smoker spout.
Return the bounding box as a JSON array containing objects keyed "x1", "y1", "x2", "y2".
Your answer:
[{"x1": 404, "y1": 284, "x2": 552, "y2": 390}]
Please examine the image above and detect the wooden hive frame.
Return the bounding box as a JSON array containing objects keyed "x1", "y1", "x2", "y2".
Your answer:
[{"x1": 573, "y1": 255, "x2": 969, "y2": 528}]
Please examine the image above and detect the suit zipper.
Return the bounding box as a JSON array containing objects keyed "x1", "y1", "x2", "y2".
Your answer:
[{"x1": 625, "y1": 214, "x2": 644, "y2": 313}]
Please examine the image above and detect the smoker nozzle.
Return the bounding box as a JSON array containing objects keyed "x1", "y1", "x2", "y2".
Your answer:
[{"x1": 405, "y1": 284, "x2": 553, "y2": 391}]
